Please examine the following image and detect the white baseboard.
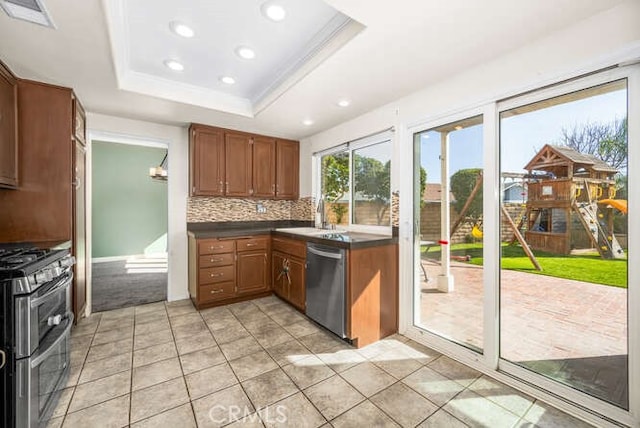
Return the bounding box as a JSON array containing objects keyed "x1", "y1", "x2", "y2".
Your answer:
[{"x1": 92, "y1": 253, "x2": 168, "y2": 263}]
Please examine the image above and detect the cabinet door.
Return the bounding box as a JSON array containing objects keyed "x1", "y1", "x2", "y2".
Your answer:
[
  {"x1": 0, "y1": 81, "x2": 72, "y2": 242},
  {"x1": 0, "y1": 62, "x2": 18, "y2": 188},
  {"x1": 253, "y1": 136, "x2": 276, "y2": 198},
  {"x1": 73, "y1": 141, "x2": 87, "y2": 320},
  {"x1": 275, "y1": 140, "x2": 299, "y2": 199},
  {"x1": 287, "y1": 257, "x2": 306, "y2": 311},
  {"x1": 191, "y1": 127, "x2": 225, "y2": 196},
  {"x1": 237, "y1": 250, "x2": 269, "y2": 294},
  {"x1": 272, "y1": 252, "x2": 288, "y2": 299},
  {"x1": 225, "y1": 132, "x2": 253, "y2": 197}
]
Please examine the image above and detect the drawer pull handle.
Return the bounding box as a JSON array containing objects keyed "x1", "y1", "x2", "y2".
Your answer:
[
  {"x1": 210, "y1": 289, "x2": 224, "y2": 294},
  {"x1": 210, "y1": 273, "x2": 223, "y2": 278},
  {"x1": 246, "y1": 243, "x2": 257, "y2": 247},
  {"x1": 210, "y1": 258, "x2": 222, "y2": 262},
  {"x1": 209, "y1": 245, "x2": 224, "y2": 250}
]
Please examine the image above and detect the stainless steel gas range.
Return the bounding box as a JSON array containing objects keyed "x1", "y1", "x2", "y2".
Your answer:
[{"x1": 0, "y1": 245, "x2": 75, "y2": 428}]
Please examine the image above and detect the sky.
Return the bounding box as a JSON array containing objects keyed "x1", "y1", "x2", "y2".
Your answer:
[{"x1": 419, "y1": 86, "x2": 627, "y2": 183}]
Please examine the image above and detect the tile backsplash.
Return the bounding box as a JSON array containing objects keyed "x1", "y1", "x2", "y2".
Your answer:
[{"x1": 187, "y1": 196, "x2": 314, "y2": 222}]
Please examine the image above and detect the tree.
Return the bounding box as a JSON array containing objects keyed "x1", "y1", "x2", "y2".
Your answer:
[
  {"x1": 354, "y1": 156, "x2": 390, "y2": 225},
  {"x1": 558, "y1": 118, "x2": 628, "y2": 225},
  {"x1": 557, "y1": 118, "x2": 627, "y2": 170},
  {"x1": 322, "y1": 152, "x2": 427, "y2": 226},
  {"x1": 450, "y1": 168, "x2": 483, "y2": 223},
  {"x1": 419, "y1": 167, "x2": 427, "y2": 207},
  {"x1": 321, "y1": 153, "x2": 349, "y2": 223}
]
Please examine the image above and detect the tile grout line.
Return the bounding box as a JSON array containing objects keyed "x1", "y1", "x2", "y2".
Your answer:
[
  {"x1": 247, "y1": 302, "x2": 331, "y2": 425},
  {"x1": 59, "y1": 313, "x2": 101, "y2": 426},
  {"x1": 126, "y1": 302, "x2": 197, "y2": 427}
]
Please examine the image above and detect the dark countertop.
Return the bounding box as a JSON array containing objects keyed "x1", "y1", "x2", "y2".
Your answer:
[
  {"x1": 187, "y1": 221, "x2": 398, "y2": 249},
  {"x1": 187, "y1": 220, "x2": 312, "y2": 239},
  {"x1": 273, "y1": 229, "x2": 397, "y2": 249}
]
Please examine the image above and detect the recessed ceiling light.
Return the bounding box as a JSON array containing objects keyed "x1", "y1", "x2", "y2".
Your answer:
[
  {"x1": 261, "y1": 2, "x2": 286, "y2": 22},
  {"x1": 169, "y1": 21, "x2": 194, "y2": 38},
  {"x1": 220, "y1": 76, "x2": 236, "y2": 85},
  {"x1": 302, "y1": 119, "x2": 314, "y2": 126},
  {"x1": 235, "y1": 46, "x2": 256, "y2": 60},
  {"x1": 337, "y1": 99, "x2": 351, "y2": 107},
  {"x1": 164, "y1": 59, "x2": 184, "y2": 72}
]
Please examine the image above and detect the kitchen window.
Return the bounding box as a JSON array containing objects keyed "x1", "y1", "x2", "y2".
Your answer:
[{"x1": 316, "y1": 131, "x2": 392, "y2": 230}]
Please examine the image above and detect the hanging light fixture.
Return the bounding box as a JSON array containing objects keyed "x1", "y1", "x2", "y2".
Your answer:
[{"x1": 149, "y1": 151, "x2": 168, "y2": 181}]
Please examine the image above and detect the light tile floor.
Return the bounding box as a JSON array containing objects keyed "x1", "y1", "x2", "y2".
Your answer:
[{"x1": 47, "y1": 296, "x2": 595, "y2": 428}]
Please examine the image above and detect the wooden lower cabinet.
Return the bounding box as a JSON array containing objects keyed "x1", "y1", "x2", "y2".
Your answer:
[
  {"x1": 188, "y1": 232, "x2": 398, "y2": 347},
  {"x1": 347, "y1": 244, "x2": 398, "y2": 348},
  {"x1": 189, "y1": 235, "x2": 270, "y2": 308},
  {"x1": 271, "y1": 236, "x2": 306, "y2": 311},
  {"x1": 237, "y1": 250, "x2": 269, "y2": 295},
  {"x1": 271, "y1": 251, "x2": 306, "y2": 311}
]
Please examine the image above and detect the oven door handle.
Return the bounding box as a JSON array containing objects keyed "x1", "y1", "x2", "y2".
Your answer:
[
  {"x1": 30, "y1": 273, "x2": 73, "y2": 308},
  {"x1": 30, "y1": 313, "x2": 74, "y2": 368}
]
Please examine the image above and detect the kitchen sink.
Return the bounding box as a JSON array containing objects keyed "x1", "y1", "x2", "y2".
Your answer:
[{"x1": 275, "y1": 227, "x2": 347, "y2": 236}]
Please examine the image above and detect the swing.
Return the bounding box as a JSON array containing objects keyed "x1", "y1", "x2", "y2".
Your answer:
[{"x1": 471, "y1": 224, "x2": 483, "y2": 239}]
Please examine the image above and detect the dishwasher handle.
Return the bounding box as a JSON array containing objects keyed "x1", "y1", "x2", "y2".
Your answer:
[{"x1": 307, "y1": 245, "x2": 344, "y2": 260}]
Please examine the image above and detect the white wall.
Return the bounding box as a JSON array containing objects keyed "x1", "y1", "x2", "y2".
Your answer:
[
  {"x1": 87, "y1": 113, "x2": 190, "y2": 304},
  {"x1": 300, "y1": 0, "x2": 640, "y2": 195}
]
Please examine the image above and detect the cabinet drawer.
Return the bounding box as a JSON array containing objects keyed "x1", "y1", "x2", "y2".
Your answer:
[
  {"x1": 199, "y1": 253, "x2": 234, "y2": 268},
  {"x1": 237, "y1": 237, "x2": 269, "y2": 252},
  {"x1": 199, "y1": 239, "x2": 235, "y2": 255},
  {"x1": 200, "y1": 281, "x2": 235, "y2": 303},
  {"x1": 199, "y1": 265, "x2": 235, "y2": 284},
  {"x1": 272, "y1": 237, "x2": 306, "y2": 259}
]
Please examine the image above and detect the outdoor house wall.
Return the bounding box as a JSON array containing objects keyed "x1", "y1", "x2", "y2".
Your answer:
[{"x1": 87, "y1": 113, "x2": 189, "y2": 302}]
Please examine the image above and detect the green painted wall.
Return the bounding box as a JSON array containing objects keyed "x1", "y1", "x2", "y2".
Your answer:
[{"x1": 92, "y1": 141, "x2": 168, "y2": 258}]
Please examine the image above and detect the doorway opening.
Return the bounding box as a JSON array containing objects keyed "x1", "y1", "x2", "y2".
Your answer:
[{"x1": 90, "y1": 139, "x2": 168, "y2": 312}]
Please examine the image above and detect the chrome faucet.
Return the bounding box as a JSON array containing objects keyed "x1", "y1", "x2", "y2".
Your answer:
[{"x1": 316, "y1": 197, "x2": 327, "y2": 229}]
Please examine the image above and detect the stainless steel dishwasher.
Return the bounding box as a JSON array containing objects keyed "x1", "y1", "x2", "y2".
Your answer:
[{"x1": 305, "y1": 242, "x2": 347, "y2": 338}]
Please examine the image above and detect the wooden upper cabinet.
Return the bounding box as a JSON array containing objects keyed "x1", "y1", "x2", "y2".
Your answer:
[
  {"x1": 0, "y1": 61, "x2": 18, "y2": 189},
  {"x1": 252, "y1": 136, "x2": 276, "y2": 198},
  {"x1": 276, "y1": 139, "x2": 299, "y2": 200},
  {"x1": 225, "y1": 132, "x2": 253, "y2": 197},
  {"x1": 0, "y1": 80, "x2": 73, "y2": 242},
  {"x1": 189, "y1": 123, "x2": 299, "y2": 200},
  {"x1": 190, "y1": 125, "x2": 225, "y2": 196},
  {"x1": 72, "y1": 96, "x2": 86, "y2": 145}
]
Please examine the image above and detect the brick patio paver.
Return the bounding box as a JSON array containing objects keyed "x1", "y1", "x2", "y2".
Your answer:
[{"x1": 419, "y1": 261, "x2": 627, "y2": 362}]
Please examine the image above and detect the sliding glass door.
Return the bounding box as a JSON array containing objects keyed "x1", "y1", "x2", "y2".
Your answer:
[
  {"x1": 413, "y1": 115, "x2": 484, "y2": 352},
  {"x1": 498, "y1": 79, "x2": 629, "y2": 409},
  {"x1": 409, "y1": 66, "x2": 638, "y2": 425}
]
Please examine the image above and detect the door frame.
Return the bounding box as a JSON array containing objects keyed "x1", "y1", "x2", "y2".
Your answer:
[
  {"x1": 399, "y1": 64, "x2": 639, "y2": 427},
  {"x1": 85, "y1": 130, "x2": 170, "y2": 315}
]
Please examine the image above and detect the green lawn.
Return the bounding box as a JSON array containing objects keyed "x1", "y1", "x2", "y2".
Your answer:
[{"x1": 422, "y1": 243, "x2": 627, "y2": 288}]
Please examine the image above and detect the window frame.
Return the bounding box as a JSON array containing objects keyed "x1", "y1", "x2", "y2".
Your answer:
[{"x1": 314, "y1": 131, "x2": 393, "y2": 234}]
